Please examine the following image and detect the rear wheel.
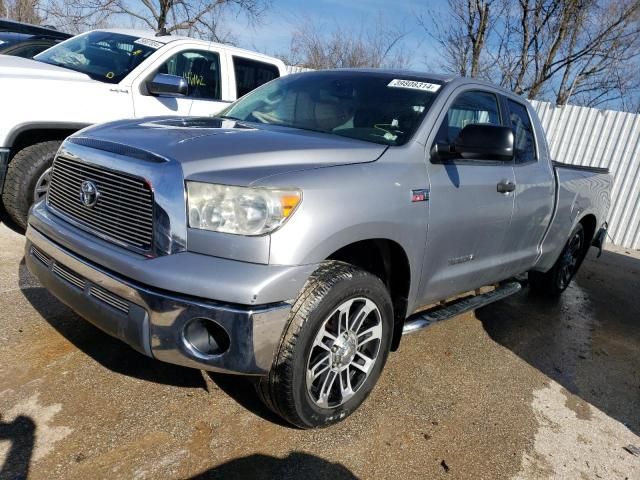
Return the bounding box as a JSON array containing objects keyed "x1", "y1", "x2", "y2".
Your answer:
[
  {"x1": 529, "y1": 223, "x2": 586, "y2": 296},
  {"x1": 2, "y1": 141, "x2": 61, "y2": 229},
  {"x1": 256, "y1": 261, "x2": 393, "y2": 428}
]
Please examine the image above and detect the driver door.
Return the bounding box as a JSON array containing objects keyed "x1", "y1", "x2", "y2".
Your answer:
[
  {"x1": 132, "y1": 48, "x2": 222, "y2": 117},
  {"x1": 416, "y1": 89, "x2": 516, "y2": 305}
]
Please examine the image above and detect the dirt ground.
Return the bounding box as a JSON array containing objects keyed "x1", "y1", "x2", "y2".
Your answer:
[{"x1": 0, "y1": 220, "x2": 639, "y2": 480}]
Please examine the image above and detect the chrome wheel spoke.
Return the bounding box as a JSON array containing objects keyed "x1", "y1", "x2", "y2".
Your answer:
[
  {"x1": 357, "y1": 323, "x2": 382, "y2": 347},
  {"x1": 313, "y1": 326, "x2": 336, "y2": 352},
  {"x1": 307, "y1": 353, "x2": 331, "y2": 384},
  {"x1": 317, "y1": 370, "x2": 338, "y2": 408},
  {"x1": 33, "y1": 168, "x2": 52, "y2": 201},
  {"x1": 336, "y1": 299, "x2": 354, "y2": 335},
  {"x1": 339, "y1": 368, "x2": 354, "y2": 402},
  {"x1": 350, "y1": 299, "x2": 377, "y2": 334},
  {"x1": 352, "y1": 351, "x2": 374, "y2": 375}
]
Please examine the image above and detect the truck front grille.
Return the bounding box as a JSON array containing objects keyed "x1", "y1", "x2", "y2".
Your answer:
[{"x1": 47, "y1": 156, "x2": 154, "y2": 252}]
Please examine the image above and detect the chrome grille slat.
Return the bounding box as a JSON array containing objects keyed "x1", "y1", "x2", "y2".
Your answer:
[
  {"x1": 50, "y1": 164, "x2": 151, "y2": 197},
  {"x1": 48, "y1": 187, "x2": 154, "y2": 233},
  {"x1": 31, "y1": 246, "x2": 52, "y2": 267},
  {"x1": 47, "y1": 156, "x2": 154, "y2": 251},
  {"x1": 90, "y1": 286, "x2": 129, "y2": 313},
  {"x1": 48, "y1": 177, "x2": 154, "y2": 224},
  {"x1": 47, "y1": 194, "x2": 153, "y2": 245},
  {"x1": 55, "y1": 157, "x2": 150, "y2": 188},
  {"x1": 52, "y1": 263, "x2": 86, "y2": 290},
  {"x1": 50, "y1": 170, "x2": 153, "y2": 207}
]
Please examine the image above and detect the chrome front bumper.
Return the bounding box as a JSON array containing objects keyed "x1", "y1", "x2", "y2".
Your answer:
[{"x1": 25, "y1": 226, "x2": 292, "y2": 375}]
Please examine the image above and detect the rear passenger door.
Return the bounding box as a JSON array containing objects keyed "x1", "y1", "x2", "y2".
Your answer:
[
  {"x1": 499, "y1": 98, "x2": 555, "y2": 275},
  {"x1": 417, "y1": 89, "x2": 516, "y2": 305},
  {"x1": 230, "y1": 56, "x2": 280, "y2": 99},
  {"x1": 134, "y1": 47, "x2": 230, "y2": 117}
]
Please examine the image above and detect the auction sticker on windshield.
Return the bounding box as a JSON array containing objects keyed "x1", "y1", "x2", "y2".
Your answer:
[
  {"x1": 388, "y1": 79, "x2": 441, "y2": 92},
  {"x1": 134, "y1": 38, "x2": 163, "y2": 50}
]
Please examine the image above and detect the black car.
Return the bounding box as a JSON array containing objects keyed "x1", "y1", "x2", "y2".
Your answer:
[{"x1": 0, "y1": 19, "x2": 71, "y2": 58}]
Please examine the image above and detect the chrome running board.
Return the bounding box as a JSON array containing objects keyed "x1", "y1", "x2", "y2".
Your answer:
[{"x1": 402, "y1": 281, "x2": 522, "y2": 335}]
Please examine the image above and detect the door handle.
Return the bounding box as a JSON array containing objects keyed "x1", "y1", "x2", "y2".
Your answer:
[{"x1": 497, "y1": 181, "x2": 516, "y2": 193}]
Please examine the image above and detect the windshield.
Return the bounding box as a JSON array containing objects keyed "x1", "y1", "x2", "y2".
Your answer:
[
  {"x1": 220, "y1": 71, "x2": 441, "y2": 146},
  {"x1": 35, "y1": 31, "x2": 160, "y2": 83}
]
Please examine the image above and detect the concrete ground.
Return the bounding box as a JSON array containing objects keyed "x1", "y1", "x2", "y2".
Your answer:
[{"x1": 0, "y1": 220, "x2": 638, "y2": 480}]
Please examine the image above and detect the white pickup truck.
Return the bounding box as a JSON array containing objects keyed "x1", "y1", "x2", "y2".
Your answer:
[{"x1": 0, "y1": 28, "x2": 286, "y2": 227}]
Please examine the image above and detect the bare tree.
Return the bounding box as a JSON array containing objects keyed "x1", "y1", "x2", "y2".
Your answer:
[
  {"x1": 107, "y1": 0, "x2": 269, "y2": 40},
  {"x1": 420, "y1": 0, "x2": 640, "y2": 109},
  {"x1": 3, "y1": 0, "x2": 41, "y2": 23},
  {"x1": 39, "y1": 0, "x2": 113, "y2": 33},
  {"x1": 39, "y1": 0, "x2": 270, "y2": 40},
  {"x1": 419, "y1": 0, "x2": 497, "y2": 77},
  {"x1": 283, "y1": 15, "x2": 410, "y2": 70}
]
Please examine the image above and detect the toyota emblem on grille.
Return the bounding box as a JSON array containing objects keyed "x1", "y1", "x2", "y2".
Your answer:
[{"x1": 80, "y1": 180, "x2": 100, "y2": 207}]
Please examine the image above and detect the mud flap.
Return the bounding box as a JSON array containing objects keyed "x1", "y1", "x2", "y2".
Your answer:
[{"x1": 591, "y1": 222, "x2": 608, "y2": 258}]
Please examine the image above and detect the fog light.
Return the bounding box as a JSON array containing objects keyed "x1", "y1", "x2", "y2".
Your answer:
[{"x1": 183, "y1": 318, "x2": 230, "y2": 356}]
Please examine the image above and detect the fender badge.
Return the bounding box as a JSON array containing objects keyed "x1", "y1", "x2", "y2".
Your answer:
[{"x1": 411, "y1": 189, "x2": 430, "y2": 202}]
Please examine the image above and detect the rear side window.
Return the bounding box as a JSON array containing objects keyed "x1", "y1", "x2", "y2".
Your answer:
[
  {"x1": 233, "y1": 56, "x2": 280, "y2": 98},
  {"x1": 157, "y1": 50, "x2": 221, "y2": 100},
  {"x1": 435, "y1": 90, "x2": 501, "y2": 144},
  {"x1": 507, "y1": 100, "x2": 536, "y2": 163}
]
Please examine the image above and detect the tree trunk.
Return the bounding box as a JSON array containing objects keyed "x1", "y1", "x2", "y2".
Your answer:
[{"x1": 157, "y1": 0, "x2": 172, "y2": 32}]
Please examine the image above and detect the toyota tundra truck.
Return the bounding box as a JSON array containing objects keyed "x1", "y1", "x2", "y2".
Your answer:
[
  {"x1": 0, "y1": 28, "x2": 286, "y2": 228},
  {"x1": 25, "y1": 70, "x2": 611, "y2": 428}
]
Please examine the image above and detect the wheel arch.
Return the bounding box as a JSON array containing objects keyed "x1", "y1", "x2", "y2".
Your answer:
[
  {"x1": 327, "y1": 238, "x2": 411, "y2": 351},
  {"x1": 7, "y1": 123, "x2": 90, "y2": 159}
]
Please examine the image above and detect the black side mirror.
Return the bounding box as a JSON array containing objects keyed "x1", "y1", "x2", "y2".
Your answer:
[
  {"x1": 452, "y1": 124, "x2": 514, "y2": 161},
  {"x1": 146, "y1": 73, "x2": 188, "y2": 97}
]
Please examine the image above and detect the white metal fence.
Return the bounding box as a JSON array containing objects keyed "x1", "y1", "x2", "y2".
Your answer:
[{"x1": 531, "y1": 101, "x2": 640, "y2": 249}]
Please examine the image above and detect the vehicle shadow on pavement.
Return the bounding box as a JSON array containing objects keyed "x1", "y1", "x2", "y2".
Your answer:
[
  {"x1": 477, "y1": 249, "x2": 640, "y2": 436},
  {"x1": 17, "y1": 258, "x2": 208, "y2": 391},
  {"x1": 0, "y1": 206, "x2": 25, "y2": 236},
  {"x1": 0, "y1": 415, "x2": 35, "y2": 480},
  {"x1": 188, "y1": 452, "x2": 358, "y2": 479},
  {"x1": 207, "y1": 373, "x2": 293, "y2": 428}
]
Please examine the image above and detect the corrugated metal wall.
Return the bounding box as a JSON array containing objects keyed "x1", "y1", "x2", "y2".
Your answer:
[{"x1": 531, "y1": 101, "x2": 640, "y2": 249}]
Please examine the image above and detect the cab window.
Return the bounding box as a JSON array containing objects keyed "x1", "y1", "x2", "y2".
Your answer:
[
  {"x1": 507, "y1": 100, "x2": 537, "y2": 163},
  {"x1": 434, "y1": 90, "x2": 502, "y2": 145},
  {"x1": 156, "y1": 50, "x2": 221, "y2": 100},
  {"x1": 233, "y1": 56, "x2": 280, "y2": 98}
]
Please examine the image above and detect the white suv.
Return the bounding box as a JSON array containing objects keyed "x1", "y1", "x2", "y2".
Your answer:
[{"x1": 0, "y1": 28, "x2": 286, "y2": 227}]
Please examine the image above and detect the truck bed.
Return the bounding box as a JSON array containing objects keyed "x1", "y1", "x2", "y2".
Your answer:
[
  {"x1": 534, "y1": 162, "x2": 612, "y2": 272},
  {"x1": 552, "y1": 160, "x2": 609, "y2": 175}
]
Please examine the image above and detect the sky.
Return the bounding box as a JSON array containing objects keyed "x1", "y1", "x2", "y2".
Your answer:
[{"x1": 222, "y1": 0, "x2": 447, "y2": 69}]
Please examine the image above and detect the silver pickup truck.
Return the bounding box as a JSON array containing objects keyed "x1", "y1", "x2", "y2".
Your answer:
[{"x1": 25, "y1": 70, "x2": 611, "y2": 428}]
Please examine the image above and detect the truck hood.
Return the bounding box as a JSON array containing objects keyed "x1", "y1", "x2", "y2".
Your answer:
[
  {"x1": 0, "y1": 55, "x2": 92, "y2": 81},
  {"x1": 75, "y1": 117, "x2": 388, "y2": 185}
]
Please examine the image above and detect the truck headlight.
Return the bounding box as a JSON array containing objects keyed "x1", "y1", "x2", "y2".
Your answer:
[{"x1": 186, "y1": 182, "x2": 302, "y2": 235}]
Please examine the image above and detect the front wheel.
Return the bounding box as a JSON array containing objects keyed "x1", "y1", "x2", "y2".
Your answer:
[
  {"x1": 256, "y1": 261, "x2": 393, "y2": 428},
  {"x1": 2, "y1": 141, "x2": 61, "y2": 229},
  {"x1": 529, "y1": 223, "x2": 586, "y2": 296}
]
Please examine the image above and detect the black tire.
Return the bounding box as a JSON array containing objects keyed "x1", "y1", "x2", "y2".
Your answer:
[
  {"x1": 529, "y1": 223, "x2": 587, "y2": 297},
  {"x1": 256, "y1": 261, "x2": 394, "y2": 429},
  {"x1": 2, "y1": 140, "x2": 61, "y2": 230}
]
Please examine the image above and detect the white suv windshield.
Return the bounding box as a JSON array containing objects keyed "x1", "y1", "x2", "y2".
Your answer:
[
  {"x1": 220, "y1": 71, "x2": 442, "y2": 146},
  {"x1": 35, "y1": 31, "x2": 159, "y2": 84}
]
